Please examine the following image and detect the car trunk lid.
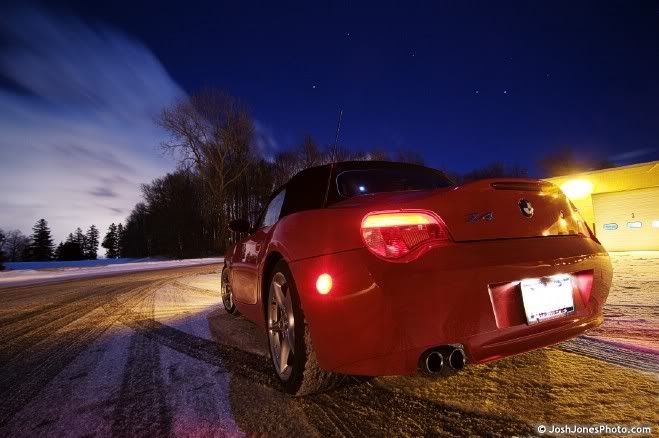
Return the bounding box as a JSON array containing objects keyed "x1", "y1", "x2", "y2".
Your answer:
[
  {"x1": 332, "y1": 178, "x2": 583, "y2": 242},
  {"x1": 435, "y1": 179, "x2": 581, "y2": 242}
]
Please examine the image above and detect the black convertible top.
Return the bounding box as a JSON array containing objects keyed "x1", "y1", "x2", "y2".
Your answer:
[{"x1": 279, "y1": 161, "x2": 453, "y2": 217}]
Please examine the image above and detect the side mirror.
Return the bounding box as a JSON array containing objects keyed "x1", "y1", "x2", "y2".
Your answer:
[{"x1": 228, "y1": 218, "x2": 251, "y2": 233}]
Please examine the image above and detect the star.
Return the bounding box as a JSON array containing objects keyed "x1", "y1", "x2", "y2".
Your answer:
[
  {"x1": 475, "y1": 90, "x2": 480, "y2": 95},
  {"x1": 503, "y1": 90, "x2": 508, "y2": 94},
  {"x1": 312, "y1": 85, "x2": 317, "y2": 89}
]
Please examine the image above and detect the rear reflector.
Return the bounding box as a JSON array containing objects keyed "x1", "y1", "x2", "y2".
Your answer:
[
  {"x1": 316, "y1": 273, "x2": 333, "y2": 294},
  {"x1": 361, "y1": 211, "x2": 449, "y2": 259}
]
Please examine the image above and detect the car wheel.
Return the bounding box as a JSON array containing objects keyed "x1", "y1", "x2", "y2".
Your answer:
[
  {"x1": 266, "y1": 260, "x2": 344, "y2": 396},
  {"x1": 221, "y1": 266, "x2": 240, "y2": 316}
]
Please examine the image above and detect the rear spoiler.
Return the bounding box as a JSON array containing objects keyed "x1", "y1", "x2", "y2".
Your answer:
[{"x1": 490, "y1": 181, "x2": 560, "y2": 193}]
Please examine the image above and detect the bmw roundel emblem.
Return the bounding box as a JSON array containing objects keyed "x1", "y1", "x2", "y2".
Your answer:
[{"x1": 519, "y1": 199, "x2": 534, "y2": 218}]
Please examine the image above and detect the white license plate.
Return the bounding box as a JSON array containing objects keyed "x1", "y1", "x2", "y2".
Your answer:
[{"x1": 520, "y1": 274, "x2": 575, "y2": 324}]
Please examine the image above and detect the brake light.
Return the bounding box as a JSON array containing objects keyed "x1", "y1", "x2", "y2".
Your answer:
[{"x1": 361, "y1": 211, "x2": 449, "y2": 259}]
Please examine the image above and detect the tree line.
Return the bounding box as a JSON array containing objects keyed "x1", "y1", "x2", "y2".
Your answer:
[
  {"x1": 0, "y1": 219, "x2": 127, "y2": 268},
  {"x1": 115, "y1": 88, "x2": 536, "y2": 259},
  {"x1": 0, "y1": 87, "x2": 615, "y2": 269}
]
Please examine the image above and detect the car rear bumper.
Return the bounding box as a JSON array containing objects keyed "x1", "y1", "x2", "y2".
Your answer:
[{"x1": 289, "y1": 236, "x2": 612, "y2": 376}]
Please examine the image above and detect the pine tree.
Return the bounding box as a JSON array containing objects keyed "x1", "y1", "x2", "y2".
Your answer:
[
  {"x1": 116, "y1": 223, "x2": 124, "y2": 258},
  {"x1": 54, "y1": 242, "x2": 64, "y2": 261},
  {"x1": 58, "y1": 233, "x2": 83, "y2": 261},
  {"x1": 84, "y1": 225, "x2": 100, "y2": 259},
  {"x1": 74, "y1": 227, "x2": 86, "y2": 253},
  {"x1": 29, "y1": 218, "x2": 54, "y2": 261},
  {"x1": 102, "y1": 223, "x2": 118, "y2": 258},
  {"x1": 0, "y1": 229, "x2": 6, "y2": 271}
]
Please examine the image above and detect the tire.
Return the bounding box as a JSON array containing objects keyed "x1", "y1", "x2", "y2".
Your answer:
[
  {"x1": 221, "y1": 266, "x2": 240, "y2": 316},
  {"x1": 266, "y1": 260, "x2": 344, "y2": 396}
]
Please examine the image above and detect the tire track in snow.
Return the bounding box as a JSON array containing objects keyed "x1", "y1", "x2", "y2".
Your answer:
[
  {"x1": 558, "y1": 336, "x2": 659, "y2": 373},
  {"x1": 0, "y1": 284, "x2": 128, "y2": 363},
  {"x1": 125, "y1": 314, "x2": 536, "y2": 437},
  {"x1": 0, "y1": 279, "x2": 168, "y2": 429},
  {"x1": 111, "y1": 291, "x2": 173, "y2": 437}
]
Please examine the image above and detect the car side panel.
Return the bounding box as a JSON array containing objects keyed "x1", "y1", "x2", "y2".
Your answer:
[
  {"x1": 268, "y1": 208, "x2": 365, "y2": 262},
  {"x1": 230, "y1": 227, "x2": 270, "y2": 305}
]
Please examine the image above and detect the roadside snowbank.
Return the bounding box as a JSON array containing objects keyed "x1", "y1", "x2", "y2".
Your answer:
[
  {"x1": 4, "y1": 258, "x2": 142, "y2": 271},
  {"x1": 0, "y1": 257, "x2": 224, "y2": 287}
]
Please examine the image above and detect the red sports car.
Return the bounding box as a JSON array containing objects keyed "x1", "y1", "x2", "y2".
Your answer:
[{"x1": 221, "y1": 161, "x2": 612, "y2": 395}]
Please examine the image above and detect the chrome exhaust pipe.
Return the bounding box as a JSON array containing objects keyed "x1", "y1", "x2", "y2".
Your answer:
[
  {"x1": 420, "y1": 345, "x2": 466, "y2": 376},
  {"x1": 420, "y1": 350, "x2": 444, "y2": 375},
  {"x1": 448, "y1": 347, "x2": 466, "y2": 371}
]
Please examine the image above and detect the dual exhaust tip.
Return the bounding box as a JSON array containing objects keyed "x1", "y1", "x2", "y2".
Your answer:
[{"x1": 419, "y1": 345, "x2": 466, "y2": 376}]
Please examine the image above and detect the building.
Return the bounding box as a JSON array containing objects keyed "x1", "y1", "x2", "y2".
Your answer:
[{"x1": 545, "y1": 160, "x2": 659, "y2": 251}]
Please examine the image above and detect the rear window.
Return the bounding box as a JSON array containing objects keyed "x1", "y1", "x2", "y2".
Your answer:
[{"x1": 336, "y1": 167, "x2": 453, "y2": 197}]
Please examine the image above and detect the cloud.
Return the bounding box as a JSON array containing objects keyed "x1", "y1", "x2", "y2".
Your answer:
[
  {"x1": 89, "y1": 187, "x2": 118, "y2": 198},
  {"x1": 254, "y1": 120, "x2": 279, "y2": 160},
  {"x1": 0, "y1": 8, "x2": 185, "y2": 243},
  {"x1": 608, "y1": 148, "x2": 655, "y2": 163}
]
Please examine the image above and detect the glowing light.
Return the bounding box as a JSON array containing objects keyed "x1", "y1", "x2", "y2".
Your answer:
[
  {"x1": 653, "y1": 220, "x2": 659, "y2": 228},
  {"x1": 362, "y1": 212, "x2": 436, "y2": 228},
  {"x1": 316, "y1": 274, "x2": 333, "y2": 295},
  {"x1": 358, "y1": 185, "x2": 366, "y2": 192},
  {"x1": 560, "y1": 179, "x2": 593, "y2": 200}
]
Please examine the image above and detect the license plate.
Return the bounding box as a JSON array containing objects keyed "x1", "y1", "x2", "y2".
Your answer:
[{"x1": 520, "y1": 274, "x2": 575, "y2": 324}]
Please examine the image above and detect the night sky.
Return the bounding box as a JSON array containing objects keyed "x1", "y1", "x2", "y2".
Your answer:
[
  {"x1": 50, "y1": 0, "x2": 659, "y2": 172},
  {"x1": 1, "y1": 1, "x2": 658, "y2": 240}
]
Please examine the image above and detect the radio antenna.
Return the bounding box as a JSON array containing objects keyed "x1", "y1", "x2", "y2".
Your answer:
[{"x1": 331, "y1": 109, "x2": 343, "y2": 162}]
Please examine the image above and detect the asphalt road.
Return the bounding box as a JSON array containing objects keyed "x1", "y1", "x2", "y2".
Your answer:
[{"x1": 0, "y1": 264, "x2": 656, "y2": 437}]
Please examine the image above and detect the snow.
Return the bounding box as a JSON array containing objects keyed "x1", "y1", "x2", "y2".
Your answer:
[
  {"x1": 0, "y1": 252, "x2": 655, "y2": 435},
  {"x1": 4, "y1": 258, "x2": 142, "y2": 271},
  {"x1": 582, "y1": 251, "x2": 659, "y2": 354},
  {"x1": 0, "y1": 257, "x2": 224, "y2": 287}
]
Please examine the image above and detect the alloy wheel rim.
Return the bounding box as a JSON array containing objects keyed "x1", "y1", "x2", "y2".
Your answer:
[{"x1": 268, "y1": 272, "x2": 295, "y2": 380}]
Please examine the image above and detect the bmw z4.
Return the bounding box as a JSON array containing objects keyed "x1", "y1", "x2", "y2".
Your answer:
[{"x1": 221, "y1": 161, "x2": 612, "y2": 395}]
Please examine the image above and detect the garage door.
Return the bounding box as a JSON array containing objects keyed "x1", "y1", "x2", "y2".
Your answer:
[{"x1": 592, "y1": 187, "x2": 659, "y2": 251}]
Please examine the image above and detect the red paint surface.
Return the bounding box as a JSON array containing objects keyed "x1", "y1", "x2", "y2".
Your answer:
[{"x1": 226, "y1": 179, "x2": 612, "y2": 376}]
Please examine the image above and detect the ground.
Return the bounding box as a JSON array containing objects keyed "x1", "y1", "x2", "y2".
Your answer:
[{"x1": 0, "y1": 253, "x2": 656, "y2": 437}]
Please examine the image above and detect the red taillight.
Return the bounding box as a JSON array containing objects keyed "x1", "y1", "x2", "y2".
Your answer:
[{"x1": 361, "y1": 211, "x2": 449, "y2": 259}]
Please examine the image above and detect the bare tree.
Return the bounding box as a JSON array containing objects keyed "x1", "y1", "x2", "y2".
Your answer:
[
  {"x1": 461, "y1": 162, "x2": 528, "y2": 182},
  {"x1": 159, "y1": 89, "x2": 256, "y2": 249},
  {"x1": 2, "y1": 230, "x2": 31, "y2": 262},
  {"x1": 0, "y1": 229, "x2": 6, "y2": 270},
  {"x1": 395, "y1": 147, "x2": 425, "y2": 165},
  {"x1": 159, "y1": 89, "x2": 255, "y2": 202},
  {"x1": 538, "y1": 147, "x2": 582, "y2": 177},
  {"x1": 299, "y1": 135, "x2": 323, "y2": 169}
]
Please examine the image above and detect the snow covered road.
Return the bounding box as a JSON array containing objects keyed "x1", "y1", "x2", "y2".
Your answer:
[
  {"x1": 0, "y1": 257, "x2": 224, "y2": 287},
  {"x1": 559, "y1": 251, "x2": 659, "y2": 372},
  {"x1": 0, "y1": 253, "x2": 656, "y2": 437}
]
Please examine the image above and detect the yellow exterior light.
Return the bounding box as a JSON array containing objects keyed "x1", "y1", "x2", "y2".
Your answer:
[{"x1": 560, "y1": 179, "x2": 594, "y2": 200}]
